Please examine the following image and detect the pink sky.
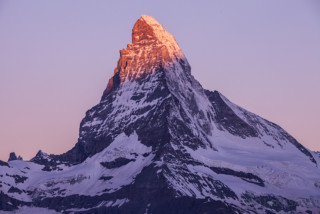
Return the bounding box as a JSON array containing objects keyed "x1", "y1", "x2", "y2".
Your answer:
[{"x1": 0, "y1": 0, "x2": 319, "y2": 161}]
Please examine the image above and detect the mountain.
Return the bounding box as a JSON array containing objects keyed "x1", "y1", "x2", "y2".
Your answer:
[
  {"x1": 1, "y1": 15, "x2": 319, "y2": 214},
  {"x1": 7, "y1": 153, "x2": 23, "y2": 162}
]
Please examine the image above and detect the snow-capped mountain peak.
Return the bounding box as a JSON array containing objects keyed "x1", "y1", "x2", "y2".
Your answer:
[
  {"x1": 1, "y1": 15, "x2": 319, "y2": 214},
  {"x1": 132, "y1": 15, "x2": 184, "y2": 59},
  {"x1": 103, "y1": 15, "x2": 187, "y2": 96}
]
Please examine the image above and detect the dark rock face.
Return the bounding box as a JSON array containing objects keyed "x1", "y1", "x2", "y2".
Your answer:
[
  {"x1": 54, "y1": 68, "x2": 173, "y2": 165},
  {"x1": 242, "y1": 193, "x2": 298, "y2": 212},
  {"x1": 77, "y1": 197, "x2": 240, "y2": 214},
  {"x1": 0, "y1": 192, "x2": 30, "y2": 211},
  {"x1": 8, "y1": 186, "x2": 23, "y2": 194},
  {"x1": 99, "y1": 176, "x2": 113, "y2": 181},
  {"x1": 30, "y1": 150, "x2": 65, "y2": 171},
  {"x1": 281, "y1": 131, "x2": 317, "y2": 165},
  {"x1": 100, "y1": 158, "x2": 135, "y2": 169},
  {"x1": 205, "y1": 90, "x2": 259, "y2": 138},
  {"x1": 0, "y1": 160, "x2": 9, "y2": 167},
  {"x1": 5, "y1": 174, "x2": 28, "y2": 184},
  {"x1": 31, "y1": 150, "x2": 48, "y2": 163},
  {"x1": 209, "y1": 166, "x2": 264, "y2": 187},
  {"x1": 8, "y1": 152, "x2": 22, "y2": 161},
  {"x1": 205, "y1": 90, "x2": 317, "y2": 165},
  {"x1": 8, "y1": 152, "x2": 17, "y2": 161}
]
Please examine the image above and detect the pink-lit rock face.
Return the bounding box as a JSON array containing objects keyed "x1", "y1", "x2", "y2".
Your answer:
[{"x1": 103, "y1": 15, "x2": 186, "y2": 95}]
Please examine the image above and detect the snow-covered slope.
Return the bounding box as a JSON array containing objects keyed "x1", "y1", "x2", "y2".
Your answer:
[{"x1": 1, "y1": 15, "x2": 319, "y2": 214}]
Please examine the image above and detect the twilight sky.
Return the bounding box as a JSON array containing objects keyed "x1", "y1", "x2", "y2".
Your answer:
[{"x1": 0, "y1": 0, "x2": 319, "y2": 161}]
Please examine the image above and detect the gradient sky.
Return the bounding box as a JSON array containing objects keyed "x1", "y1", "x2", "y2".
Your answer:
[{"x1": 0, "y1": 0, "x2": 319, "y2": 161}]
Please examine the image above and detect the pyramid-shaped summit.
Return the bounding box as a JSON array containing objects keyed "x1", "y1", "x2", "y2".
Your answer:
[
  {"x1": 103, "y1": 15, "x2": 187, "y2": 95},
  {"x1": 0, "y1": 15, "x2": 319, "y2": 214}
]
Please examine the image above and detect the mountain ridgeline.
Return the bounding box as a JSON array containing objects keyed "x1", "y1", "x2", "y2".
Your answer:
[{"x1": 1, "y1": 15, "x2": 319, "y2": 214}]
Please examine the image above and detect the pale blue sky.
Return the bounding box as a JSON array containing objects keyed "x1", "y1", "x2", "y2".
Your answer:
[{"x1": 0, "y1": 0, "x2": 319, "y2": 160}]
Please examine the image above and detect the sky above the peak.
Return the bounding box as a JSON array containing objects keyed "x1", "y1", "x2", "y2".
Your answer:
[{"x1": 0, "y1": 0, "x2": 319, "y2": 161}]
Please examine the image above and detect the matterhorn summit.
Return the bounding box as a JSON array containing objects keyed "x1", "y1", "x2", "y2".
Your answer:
[
  {"x1": 104, "y1": 15, "x2": 188, "y2": 95},
  {"x1": 1, "y1": 15, "x2": 319, "y2": 214}
]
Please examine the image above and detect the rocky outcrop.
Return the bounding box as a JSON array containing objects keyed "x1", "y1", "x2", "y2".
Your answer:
[
  {"x1": 8, "y1": 152, "x2": 22, "y2": 162},
  {"x1": 103, "y1": 15, "x2": 187, "y2": 96}
]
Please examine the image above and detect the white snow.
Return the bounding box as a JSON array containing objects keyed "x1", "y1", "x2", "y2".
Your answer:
[
  {"x1": 82, "y1": 118, "x2": 103, "y2": 127},
  {"x1": 0, "y1": 132, "x2": 154, "y2": 203},
  {"x1": 0, "y1": 206, "x2": 59, "y2": 214},
  {"x1": 160, "y1": 78, "x2": 320, "y2": 210},
  {"x1": 111, "y1": 198, "x2": 130, "y2": 207}
]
